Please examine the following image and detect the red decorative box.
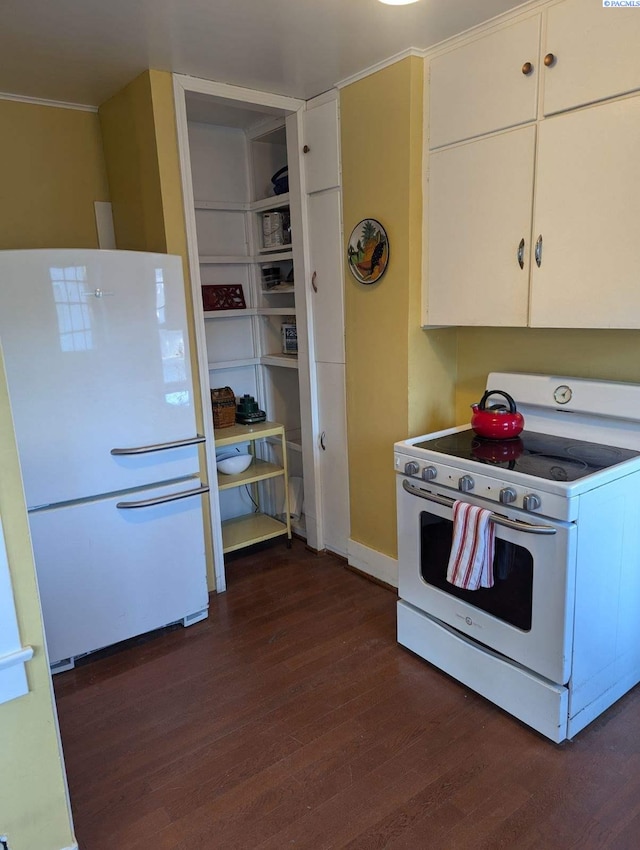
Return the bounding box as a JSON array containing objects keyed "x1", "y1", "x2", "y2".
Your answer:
[{"x1": 202, "y1": 284, "x2": 246, "y2": 311}]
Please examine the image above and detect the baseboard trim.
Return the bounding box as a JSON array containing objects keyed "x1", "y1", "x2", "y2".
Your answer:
[{"x1": 347, "y1": 539, "x2": 398, "y2": 589}]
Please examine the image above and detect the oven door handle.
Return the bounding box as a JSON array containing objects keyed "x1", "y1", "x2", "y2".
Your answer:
[{"x1": 401, "y1": 479, "x2": 557, "y2": 535}]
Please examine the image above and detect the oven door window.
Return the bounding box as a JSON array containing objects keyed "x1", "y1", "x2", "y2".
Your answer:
[{"x1": 420, "y1": 510, "x2": 534, "y2": 631}]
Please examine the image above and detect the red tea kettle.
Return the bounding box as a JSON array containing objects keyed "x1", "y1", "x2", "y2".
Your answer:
[{"x1": 470, "y1": 390, "x2": 524, "y2": 440}]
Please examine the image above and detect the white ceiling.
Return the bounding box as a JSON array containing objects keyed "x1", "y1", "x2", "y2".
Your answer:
[{"x1": 0, "y1": 0, "x2": 528, "y2": 108}]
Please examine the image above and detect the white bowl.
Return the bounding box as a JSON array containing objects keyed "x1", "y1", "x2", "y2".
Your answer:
[{"x1": 217, "y1": 453, "x2": 252, "y2": 475}]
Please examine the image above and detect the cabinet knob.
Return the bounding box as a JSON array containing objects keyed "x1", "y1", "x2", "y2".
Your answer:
[
  {"x1": 311, "y1": 271, "x2": 318, "y2": 292},
  {"x1": 303, "y1": 144, "x2": 310, "y2": 153},
  {"x1": 544, "y1": 53, "x2": 556, "y2": 67},
  {"x1": 521, "y1": 61, "x2": 533, "y2": 76}
]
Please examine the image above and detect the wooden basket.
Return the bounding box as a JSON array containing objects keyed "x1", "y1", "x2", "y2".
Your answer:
[{"x1": 210, "y1": 387, "x2": 236, "y2": 428}]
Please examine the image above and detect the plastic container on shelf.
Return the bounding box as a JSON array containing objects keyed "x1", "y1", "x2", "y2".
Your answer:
[
  {"x1": 262, "y1": 212, "x2": 291, "y2": 248},
  {"x1": 281, "y1": 319, "x2": 298, "y2": 354}
]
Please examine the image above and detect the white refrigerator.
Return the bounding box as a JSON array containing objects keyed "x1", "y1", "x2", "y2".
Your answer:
[{"x1": 0, "y1": 249, "x2": 209, "y2": 670}]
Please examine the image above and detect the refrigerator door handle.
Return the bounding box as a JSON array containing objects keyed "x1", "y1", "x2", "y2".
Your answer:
[
  {"x1": 116, "y1": 485, "x2": 210, "y2": 510},
  {"x1": 111, "y1": 434, "x2": 206, "y2": 456}
]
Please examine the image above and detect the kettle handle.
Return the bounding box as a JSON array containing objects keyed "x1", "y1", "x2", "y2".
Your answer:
[{"x1": 478, "y1": 389, "x2": 517, "y2": 413}]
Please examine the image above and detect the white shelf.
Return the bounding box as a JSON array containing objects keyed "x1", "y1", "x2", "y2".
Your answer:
[
  {"x1": 286, "y1": 427, "x2": 303, "y2": 450},
  {"x1": 257, "y1": 244, "x2": 292, "y2": 255},
  {"x1": 261, "y1": 354, "x2": 298, "y2": 369},
  {"x1": 261, "y1": 285, "x2": 295, "y2": 295},
  {"x1": 251, "y1": 193, "x2": 290, "y2": 212},
  {"x1": 200, "y1": 252, "x2": 293, "y2": 265},
  {"x1": 204, "y1": 309, "x2": 257, "y2": 319},
  {"x1": 200, "y1": 255, "x2": 251, "y2": 265},
  {"x1": 258, "y1": 307, "x2": 296, "y2": 316},
  {"x1": 257, "y1": 251, "x2": 293, "y2": 264},
  {"x1": 266, "y1": 433, "x2": 302, "y2": 454},
  {"x1": 208, "y1": 357, "x2": 260, "y2": 370},
  {"x1": 194, "y1": 200, "x2": 250, "y2": 211}
]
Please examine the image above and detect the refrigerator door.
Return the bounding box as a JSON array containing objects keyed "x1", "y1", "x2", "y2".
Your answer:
[
  {"x1": 0, "y1": 250, "x2": 200, "y2": 508},
  {"x1": 28, "y1": 478, "x2": 209, "y2": 666}
]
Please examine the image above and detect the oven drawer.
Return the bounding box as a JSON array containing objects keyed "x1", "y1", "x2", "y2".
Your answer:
[{"x1": 397, "y1": 600, "x2": 569, "y2": 743}]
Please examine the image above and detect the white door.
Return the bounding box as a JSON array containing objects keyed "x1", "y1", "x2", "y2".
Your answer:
[
  {"x1": 308, "y1": 189, "x2": 345, "y2": 364},
  {"x1": 0, "y1": 250, "x2": 199, "y2": 507},
  {"x1": 316, "y1": 362, "x2": 349, "y2": 557},
  {"x1": 531, "y1": 97, "x2": 640, "y2": 328},
  {"x1": 28, "y1": 477, "x2": 208, "y2": 665},
  {"x1": 544, "y1": 0, "x2": 640, "y2": 116},
  {"x1": 303, "y1": 97, "x2": 341, "y2": 194},
  {"x1": 427, "y1": 125, "x2": 535, "y2": 327},
  {"x1": 429, "y1": 15, "x2": 541, "y2": 149}
]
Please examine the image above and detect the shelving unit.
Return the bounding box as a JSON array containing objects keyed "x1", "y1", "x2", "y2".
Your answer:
[
  {"x1": 173, "y1": 79, "x2": 312, "y2": 588},
  {"x1": 215, "y1": 421, "x2": 292, "y2": 553}
]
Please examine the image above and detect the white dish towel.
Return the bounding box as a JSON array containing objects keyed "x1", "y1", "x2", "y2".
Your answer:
[{"x1": 446, "y1": 500, "x2": 495, "y2": 590}]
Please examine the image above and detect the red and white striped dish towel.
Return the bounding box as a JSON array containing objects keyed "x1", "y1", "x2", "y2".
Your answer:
[{"x1": 446, "y1": 500, "x2": 495, "y2": 590}]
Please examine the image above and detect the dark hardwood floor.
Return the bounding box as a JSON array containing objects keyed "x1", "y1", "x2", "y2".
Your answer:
[{"x1": 54, "y1": 539, "x2": 640, "y2": 850}]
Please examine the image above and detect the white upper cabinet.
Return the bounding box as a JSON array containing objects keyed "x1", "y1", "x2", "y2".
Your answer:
[
  {"x1": 543, "y1": 0, "x2": 640, "y2": 116},
  {"x1": 424, "y1": 0, "x2": 640, "y2": 329},
  {"x1": 530, "y1": 96, "x2": 640, "y2": 328},
  {"x1": 303, "y1": 97, "x2": 341, "y2": 193},
  {"x1": 427, "y1": 126, "x2": 535, "y2": 327},
  {"x1": 428, "y1": 15, "x2": 541, "y2": 149}
]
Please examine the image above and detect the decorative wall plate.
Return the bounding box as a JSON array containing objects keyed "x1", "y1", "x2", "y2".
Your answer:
[{"x1": 347, "y1": 219, "x2": 389, "y2": 284}]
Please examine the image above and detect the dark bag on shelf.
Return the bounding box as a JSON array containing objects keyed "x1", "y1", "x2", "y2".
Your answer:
[{"x1": 271, "y1": 166, "x2": 288, "y2": 195}]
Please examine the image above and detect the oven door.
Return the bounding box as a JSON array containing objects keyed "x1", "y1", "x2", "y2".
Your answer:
[{"x1": 397, "y1": 476, "x2": 577, "y2": 685}]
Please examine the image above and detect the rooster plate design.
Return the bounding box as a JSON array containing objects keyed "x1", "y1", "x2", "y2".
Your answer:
[{"x1": 347, "y1": 219, "x2": 389, "y2": 284}]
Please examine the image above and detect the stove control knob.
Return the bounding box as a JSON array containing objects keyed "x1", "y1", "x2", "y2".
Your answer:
[
  {"x1": 422, "y1": 466, "x2": 438, "y2": 482},
  {"x1": 523, "y1": 493, "x2": 541, "y2": 511},
  {"x1": 499, "y1": 487, "x2": 517, "y2": 504},
  {"x1": 458, "y1": 475, "x2": 475, "y2": 493},
  {"x1": 404, "y1": 461, "x2": 420, "y2": 476}
]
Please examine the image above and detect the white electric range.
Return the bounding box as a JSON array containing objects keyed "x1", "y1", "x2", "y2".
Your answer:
[{"x1": 394, "y1": 372, "x2": 640, "y2": 742}]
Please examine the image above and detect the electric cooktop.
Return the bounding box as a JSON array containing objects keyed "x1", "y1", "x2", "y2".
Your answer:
[{"x1": 414, "y1": 430, "x2": 640, "y2": 482}]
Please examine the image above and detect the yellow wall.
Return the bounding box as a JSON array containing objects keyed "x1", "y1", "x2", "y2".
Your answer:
[
  {"x1": 0, "y1": 346, "x2": 76, "y2": 850},
  {"x1": 341, "y1": 57, "x2": 457, "y2": 560},
  {"x1": 99, "y1": 72, "x2": 168, "y2": 252},
  {"x1": 0, "y1": 98, "x2": 109, "y2": 249},
  {"x1": 456, "y1": 328, "x2": 640, "y2": 421}
]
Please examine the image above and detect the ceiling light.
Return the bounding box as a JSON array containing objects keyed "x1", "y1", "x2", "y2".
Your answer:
[{"x1": 378, "y1": 0, "x2": 420, "y2": 4}]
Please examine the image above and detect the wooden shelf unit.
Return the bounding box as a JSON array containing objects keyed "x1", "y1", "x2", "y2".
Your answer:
[{"x1": 215, "y1": 421, "x2": 292, "y2": 554}]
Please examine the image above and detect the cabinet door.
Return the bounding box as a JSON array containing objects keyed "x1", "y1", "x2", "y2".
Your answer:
[
  {"x1": 303, "y1": 97, "x2": 340, "y2": 193},
  {"x1": 531, "y1": 97, "x2": 640, "y2": 329},
  {"x1": 426, "y1": 125, "x2": 535, "y2": 327},
  {"x1": 429, "y1": 15, "x2": 540, "y2": 149},
  {"x1": 316, "y1": 362, "x2": 349, "y2": 557},
  {"x1": 308, "y1": 188, "x2": 345, "y2": 363},
  {"x1": 544, "y1": 0, "x2": 640, "y2": 116}
]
